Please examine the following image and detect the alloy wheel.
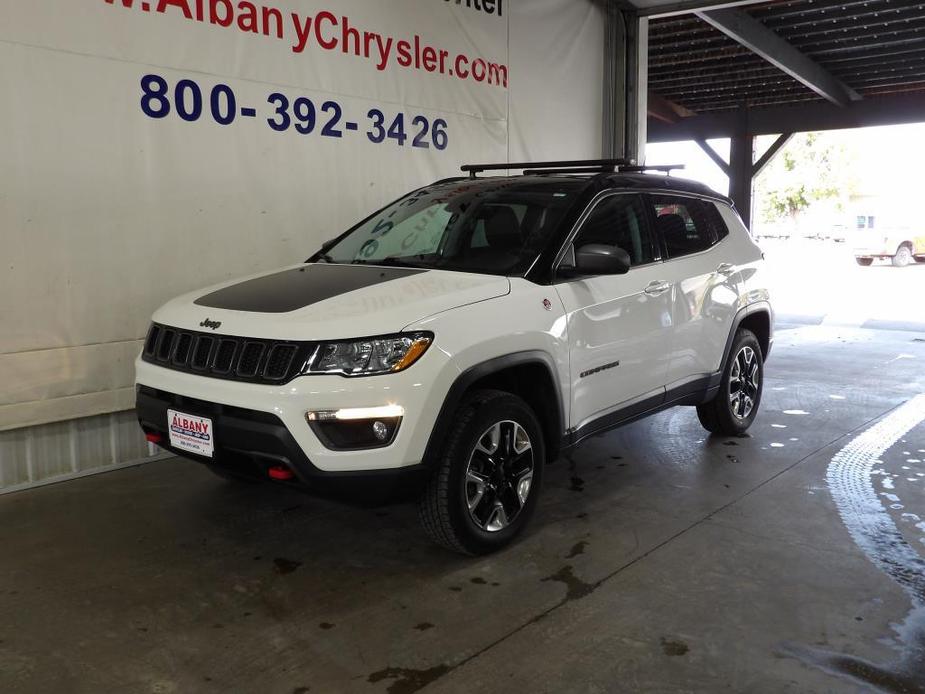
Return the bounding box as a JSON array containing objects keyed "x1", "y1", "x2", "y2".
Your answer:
[
  {"x1": 729, "y1": 345, "x2": 760, "y2": 419},
  {"x1": 465, "y1": 420, "x2": 534, "y2": 532}
]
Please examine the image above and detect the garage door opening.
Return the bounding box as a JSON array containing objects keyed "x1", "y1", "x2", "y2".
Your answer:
[{"x1": 647, "y1": 122, "x2": 925, "y2": 331}]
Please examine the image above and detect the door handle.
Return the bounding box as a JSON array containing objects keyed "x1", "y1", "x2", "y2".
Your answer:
[
  {"x1": 715, "y1": 262, "x2": 736, "y2": 276},
  {"x1": 644, "y1": 280, "x2": 671, "y2": 296}
]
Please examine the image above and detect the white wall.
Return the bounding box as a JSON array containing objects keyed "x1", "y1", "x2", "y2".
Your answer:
[{"x1": 0, "y1": 0, "x2": 604, "y2": 481}]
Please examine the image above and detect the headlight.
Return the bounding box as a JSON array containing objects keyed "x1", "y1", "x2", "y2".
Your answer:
[{"x1": 307, "y1": 332, "x2": 433, "y2": 376}]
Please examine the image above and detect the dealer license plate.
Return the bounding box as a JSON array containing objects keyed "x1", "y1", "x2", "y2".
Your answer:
[{"x1": 167, "y1": 409, "x2": 214, "y2": 458}]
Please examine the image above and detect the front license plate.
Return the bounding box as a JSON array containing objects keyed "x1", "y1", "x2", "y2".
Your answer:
[{"x1": 167, "y1": 409, "x2": 214, "y2": 458}]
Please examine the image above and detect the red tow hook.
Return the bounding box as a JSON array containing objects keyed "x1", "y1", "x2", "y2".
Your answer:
[
  {"x1": 268, "y1": 466, "x2": 295, "y2": 481},
  {"x1": 145, "y1": 432, "x2": 163, "y2": 444}
]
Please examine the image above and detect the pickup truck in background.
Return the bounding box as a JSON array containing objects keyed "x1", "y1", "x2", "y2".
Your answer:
[{"x1": 853, "y1": 228, "x2": 925, "y2": 267}]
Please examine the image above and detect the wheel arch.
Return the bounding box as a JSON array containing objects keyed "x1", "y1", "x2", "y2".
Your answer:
[
  {"x1": 422, "y1": 352, "x2": 565, "y2": 467},
  {"x1": 720, "y1": 303, "x2": 773, "y2": 375}
]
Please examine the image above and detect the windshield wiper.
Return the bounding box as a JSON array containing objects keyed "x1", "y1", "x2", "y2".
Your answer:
[
  {"x1": 352, "y1": 256, "x2": 425, "y2": 268},
  {"x1": 309, "y1": 238, "x2": 339, "y2": 263}
]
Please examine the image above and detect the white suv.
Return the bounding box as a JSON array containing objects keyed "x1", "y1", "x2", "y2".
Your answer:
[{"x1": 136, "y1": 159, "x2": 772, "y2": 554}]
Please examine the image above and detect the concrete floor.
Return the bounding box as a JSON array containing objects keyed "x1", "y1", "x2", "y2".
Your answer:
[{"x1": 2, "y1": 324, "x2": 925, "y2": 694}]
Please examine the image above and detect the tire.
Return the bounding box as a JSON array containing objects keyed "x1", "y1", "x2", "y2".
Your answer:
[
  {"x1": 419, "y1": 389, "x2": 545, "y2": 555},
  {"x1": 697, "y1": 329, "x2": 764, "y2": 436},
  {"x1": 892, "y1": 245, "x2": 913, "y2": 267},
  {"x1": 855, "y1": 257, "x2": 874, "y2": 267},
  {"x1": 914, "y1": 256, "x2": 925, "y2": 264}
]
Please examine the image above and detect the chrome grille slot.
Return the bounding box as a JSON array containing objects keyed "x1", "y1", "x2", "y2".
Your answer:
[
  {"x1": 144, "y1": 325, "x2": 160, "y2": 356},
  {"x1": 172, "y1": 333, "x2": 193, "y2": 366},
  {"x1": 236, "y1": 342, "x2": 265, "y2": 378},
  {"x1": 192, "y1": 336, "x2": 215, "y2": 369},
  {"x1": 156, "y1": 329, "x2": 175, "y2": 361},
  {"x1": 213, "y1": 339, "x2": 238, "y2": 373},
  {"x1": 264, "y1": 344, "x2": 298, "y2": 380}
]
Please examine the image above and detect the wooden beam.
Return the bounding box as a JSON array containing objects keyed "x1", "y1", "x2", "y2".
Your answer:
[
  {"x1": 694, "y1": 138, "x2": 730, "y2": 174},
  {"x1": 648, "y1": 91, "x2": 696, "y2": 124},
  {"x1": 752, "y1": 132, "x2": 793, "y2": 177},
  {"x1": 647, "y1": 92, "x2": 925, "y2": 143},
  {"x1": 695, "y1": 8, "x2": 861, "y2": 107}
]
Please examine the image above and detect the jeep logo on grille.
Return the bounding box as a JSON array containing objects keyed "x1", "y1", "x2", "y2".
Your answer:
[{"x1": 199, "y1": 318, "x2": 222, "y2": 331}]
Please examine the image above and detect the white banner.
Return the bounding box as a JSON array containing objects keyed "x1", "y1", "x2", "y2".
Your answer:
[{"x1": 0, "y1": 0, "x2": 604, "y2": 430}]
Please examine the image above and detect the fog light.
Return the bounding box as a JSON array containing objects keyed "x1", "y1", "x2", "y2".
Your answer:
[
  {"x1": 372, "y1": 420, "x2": 389, "y2": 441},
  {"x1": 305, "y1": 406, "x2": 403, "y2": 450},
  {"x1": 306, "y1": 404, "x2": 405, "y2": 421}
]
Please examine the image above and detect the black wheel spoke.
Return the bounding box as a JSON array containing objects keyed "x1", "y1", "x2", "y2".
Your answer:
[
  {"x1": 501, "y1": 422, "x2": 515, "y2": 457},
  {"x1": 470, "y1": 481, "x2": 498, "y2": 525},
  {"x1": 498, "y1": 485, "x2": 521, "y2": 517}
]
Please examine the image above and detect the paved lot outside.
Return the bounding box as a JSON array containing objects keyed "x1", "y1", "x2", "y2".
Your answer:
[{"x1": 761, "y1": 237, "x2": 925, "y2": 329}]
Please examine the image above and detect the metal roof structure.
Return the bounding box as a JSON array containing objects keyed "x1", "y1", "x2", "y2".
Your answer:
[{"x1": 646, "y1": 0, "x2": 925, "y2": 141}]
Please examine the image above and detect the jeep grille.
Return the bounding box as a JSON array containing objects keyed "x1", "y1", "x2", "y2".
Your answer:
[{"x1": 141, "y1": 323, "x2": 310, "y2": 384}]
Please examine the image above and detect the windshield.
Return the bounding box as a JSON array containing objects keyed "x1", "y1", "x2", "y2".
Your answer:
[{"x1": 316, "y1": 178, "x2": 583, "y2": 275}]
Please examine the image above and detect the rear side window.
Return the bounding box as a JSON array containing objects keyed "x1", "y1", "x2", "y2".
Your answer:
[
  {"x1": 573, "y1": 194, "x2": 656, "y2": 267},
  {"x1": 650, "y1": 196, "x2": 729, "y2": 259}
]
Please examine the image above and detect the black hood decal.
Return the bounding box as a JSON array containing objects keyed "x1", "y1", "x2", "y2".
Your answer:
[{"x1": 194, "y1": 264, "x2": 426, "y2": 313}]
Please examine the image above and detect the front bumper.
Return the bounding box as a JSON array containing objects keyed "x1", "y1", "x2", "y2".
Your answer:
[
  {"x1": 135, "y1": 348, "x2": 457, "y2": 476},
  {"x1": 136, "y1": 385, "x2": 431, "y2": 496}
]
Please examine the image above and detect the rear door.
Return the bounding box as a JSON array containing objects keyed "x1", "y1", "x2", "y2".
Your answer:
[
  {"x1": 554, "y1": 193, "x2": 673, "y2": 433},
  {"x1": 647, "y1": 195, "x2": 740, "y2": 393}
]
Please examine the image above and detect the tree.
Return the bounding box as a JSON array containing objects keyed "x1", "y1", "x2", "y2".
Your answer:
[{"x1": 754, "y1": 132, "x2": 857, "y2": 225}]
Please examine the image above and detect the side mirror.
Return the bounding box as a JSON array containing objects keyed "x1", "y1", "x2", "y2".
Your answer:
[{"x1": 560, "y1": 244, "x2": 631, "y2": 278}]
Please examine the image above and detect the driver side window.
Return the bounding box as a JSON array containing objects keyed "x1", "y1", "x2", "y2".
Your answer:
[{"x1": 573, "y1": 194, "x2": 656, "y2": 267}]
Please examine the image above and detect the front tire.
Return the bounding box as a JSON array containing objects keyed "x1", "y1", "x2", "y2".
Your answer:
[
  {"x1": 697, "y1": 329, "x2": 764, "y2": 436},
  {"x1": 419, "y1": 390, "x2": 544, "y2": 555},
  {"x1": 892, "y1": 245, "x2": 913, "y2": 267}
]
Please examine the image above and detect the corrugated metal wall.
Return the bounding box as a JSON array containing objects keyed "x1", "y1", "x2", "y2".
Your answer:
[{"x1": 0, "y1": 410, "x2": 166, "y2": 493}]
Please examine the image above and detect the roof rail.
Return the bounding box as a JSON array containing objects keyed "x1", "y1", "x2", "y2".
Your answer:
[
  {"x1": 461, "y1": 159, "x2": 685, "y2": 178},
  {"x1": 461, "y1": 159, "x2": 632, "y2": 178},
  {"x1": 523, "y1": 166, "x2": 615, "y2": 175}
]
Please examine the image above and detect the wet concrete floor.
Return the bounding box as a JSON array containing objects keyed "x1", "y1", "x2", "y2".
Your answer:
[{"x1": 2, "y1": 324, "x2": 925, "y2": 693}]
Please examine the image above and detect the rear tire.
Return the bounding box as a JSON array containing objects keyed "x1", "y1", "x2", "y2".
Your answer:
[
  {"x1": 915, "y1": 256, "x2": 925, "y2": 264},
  {"x1": 892, "y1": 245, "x2": 913, "y2": 267},
  {"x1": 419, "y1": 390, "x2": 544, "y2": 555},
  {"x1": 855, "y1": 257, "x2": 873, "y2": 267},
  {"x1": 697, "y1": 329, "x2": 764, "y2": 436}
]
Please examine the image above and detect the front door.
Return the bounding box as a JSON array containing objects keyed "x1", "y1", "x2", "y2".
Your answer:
[{"x1": 554, "y1": 193, "x2": 673, "y2": 433}]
